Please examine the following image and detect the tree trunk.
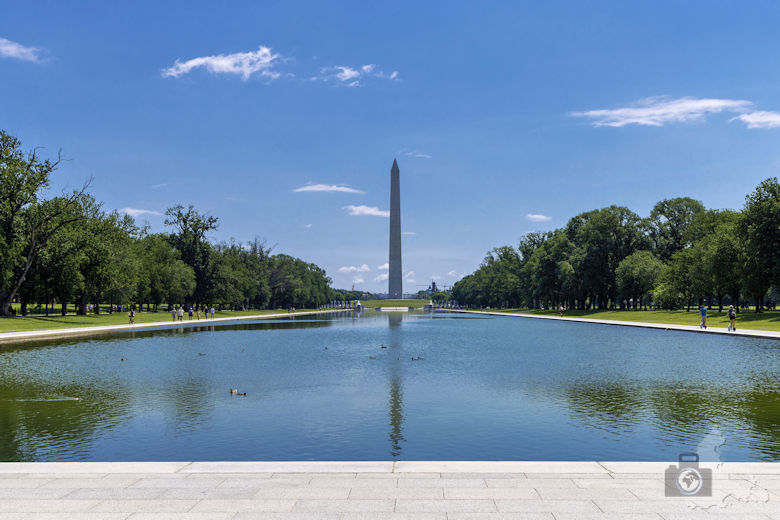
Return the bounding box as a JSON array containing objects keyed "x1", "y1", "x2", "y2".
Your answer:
[{"x1": 61, "y1": 300, "x2": 67, "y2": 316}]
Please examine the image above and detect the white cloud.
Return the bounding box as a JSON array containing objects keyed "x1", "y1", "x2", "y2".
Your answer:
[
  {"x1": 343, "y1": 205, "x2": 390, "y2": 217},
  {"x1": 405, "y1": 271, "x2": 415, "y2": 280},
  {"x1": 162, "y1": 45, "x2": 281, "y2": 80},
  {"x1": 374, "y1": 272, "x2": 389, "y2": 282},
  {"x1": 119, "y1": 207, "x2": 163, "y2": 218},
  {"x1": 339, "y1": 264, "x2": 370, "y2": 273},
  {"x1": 315, "y1": 63, "x2": 399, "y2": 87},
  {"x1": 352, "y1": 276, "x2": 365, "y2": 284},
  {"x1": 304, "y1": 223, "x2": 312, "y2": 228},
  {"x1": 402, "y1": 150, "x2": 432, "y2": 159},
  {"x1": 402, "y1": 231, "x2": 416, "y2": 236},
  {"x1": 527, "y1": 213, "x2": 552, "y2": 222},
  {"x1": 0, "y1": 37, "x2": 43, "y2": 62},
  {"x1": 293, "y1": 183, "x2": 364, "y2": 194},
  {"x1": 573, "y1": 96, "x2": 752, "y2": 127},
  {"x1": 732, "y1": 110, "x2": 780, "y2": 129},
  {"x1": 378, "y1": 263, "x2": 389, "y2": 270},
  {"x1": 447, "y1": 270, "x2": 458, "y2": 277},
  {"x1": 151, "y1": 182, "x2": 168, "y2": 189}
]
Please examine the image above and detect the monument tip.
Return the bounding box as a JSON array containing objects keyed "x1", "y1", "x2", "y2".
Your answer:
[{"x1": 391, "y1": 158, "x2": 399, "y2": 174}]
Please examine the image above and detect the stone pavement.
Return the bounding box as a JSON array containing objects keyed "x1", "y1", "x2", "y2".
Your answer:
[{"x1": 0, "y1": 461, "x2": 778, "y2": 519}]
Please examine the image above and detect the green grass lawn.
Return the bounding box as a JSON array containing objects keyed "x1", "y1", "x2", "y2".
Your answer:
[
  {"x1": 0, "y1": 308, "x2": 318, "y2": 334},
  {"x1": 484, "y1": 308, "x2": 780, "y2": 332}
]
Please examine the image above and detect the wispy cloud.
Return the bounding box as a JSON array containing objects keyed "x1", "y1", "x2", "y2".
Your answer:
[
  {"x1": 119, "y1": 207, "x2": 163, "y2": 218},
  {"x1": 343, "y1": 205, "x2": 390, "y2": 217},
  {"x1": 352, "y1": 276, "x2": 365, "y2": 284},
  {"x1": 151, "y1": 182, "x2": 168, "y2": 189},
  {"x1": 377, "y1": 263, "x2": 389, "y2": 270},
  {"x1": 527, "y1": 214, "x2": 551, "y2": 222},
  {"x1": 162, "y1": 45, "x2": 281, "y2": 80},
  {"x1": 0, "y1": 37, "x2": 43, "y2": 62},
  {"x1": 304, "y1": 223, "x2": 313, "y2": 229},
  {"x1": 339, "y1": 264, "x2": 371, "y2": 273},
  {"x1": 314, "y1": 63, "x2": 399, "y2": 87},
  {"x1": 374, "y1": 272, "x2": 389, "y2": 282},
  {"x1": 401, "y1": 150, "x2": 432, "y2": 159},
  {"x1": 731, "y1": 111, "x2": 780, "y2": 129},
  {"x1": 401, "y1": 231, "x2": 416, "y2": 236},
  {"x1": 573, "y1": 96, "x2": 752, "y2": 127},
  {"x1": 447, "y1": 270, "x2": 458, "y2": 277},
  {"x1": 293, "y1": 183, "x2": 365, "y2": 194}
]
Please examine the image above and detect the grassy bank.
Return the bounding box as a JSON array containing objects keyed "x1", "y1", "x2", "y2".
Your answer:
[
  {"x1": 485, "y1": 308, "x2": 780, "y2": 332},
  {"x1": 0, "y1": 308, "x2": 319, "y2": 334}
]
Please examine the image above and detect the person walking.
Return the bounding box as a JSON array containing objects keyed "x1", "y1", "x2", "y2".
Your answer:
[
  {"x1": 129, "y1": 309, "x2": 135, "y2": 325},
  {"x1": 188, "y1": 307, "x2": 193, "y2": 320},
  {"x1": 178, "y1": 307, "x2": 184, "y2": 321},
  {"x1": 171, "y1": 307, "x2": 176, "y2": 321},
  {"x1": 196, "y1": 308, "x2": 201, "y2": 320},
  {"x1": 210, "y1": 306, "x2": 215, "y2": 319},
  {"x1": 699, "y1": 304, "x2": 707, "y2": 329},
  {"x1": 728, "y1": 304, "x2": 737, "y2": 331}
]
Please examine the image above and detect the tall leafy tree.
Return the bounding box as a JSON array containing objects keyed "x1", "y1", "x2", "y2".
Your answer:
[
  {"x1": 0, "y1": 132, "x2": 87, "y2": 315},
  {"x1": 165, "y1": 205, "x2": 218, "y2": 306},
  {"x1": 647, "y1": 197, "x2": 705, "y2": 262}
]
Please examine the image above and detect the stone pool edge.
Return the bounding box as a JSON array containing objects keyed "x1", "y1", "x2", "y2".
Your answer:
[
  {"x1": 0, "y1": 309, "x2": 349, "y2": 344},
  {"x1": 450, "y1": 309, "x2": 780, "y2": 340},
  {"x1": 1, "y1": 460, "x2": 779, "y2": 473}
]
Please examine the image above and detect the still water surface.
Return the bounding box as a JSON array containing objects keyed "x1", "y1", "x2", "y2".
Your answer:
[{"x1": 1, "y1": 311, "x2": 778, "y2": 461}]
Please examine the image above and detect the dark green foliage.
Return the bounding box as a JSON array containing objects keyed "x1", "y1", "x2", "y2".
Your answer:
[{"x1": 454, "y1": 181, "x2": 779, "y2": 312}]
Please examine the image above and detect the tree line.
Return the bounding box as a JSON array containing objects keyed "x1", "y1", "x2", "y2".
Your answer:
[
  {"x1": 0, "y1": 131, "x2": 339, "y2": 316},
  {"x1": 452, "y1": 178, "x2": 780, "y2": 312}
]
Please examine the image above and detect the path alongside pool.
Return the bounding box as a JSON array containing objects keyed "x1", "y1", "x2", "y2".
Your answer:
[
  {"x1": 453, "y1": 310, "x2": 780, "y2": 340},
  {"x1": 0, "y1": 461, "x2": 778, "y2": 519},
  {"x1": 0, "y1": 310, "x2": 341, "y2": 344}
]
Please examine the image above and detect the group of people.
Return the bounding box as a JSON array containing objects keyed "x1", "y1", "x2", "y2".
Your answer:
[
  {"x1": 127, "y1": 305, "x2": 218, "y2": 324},
  {"x1": 169, "y1": 306, "x2": 216, "y2": 321},
  {"x1": 698, "y1": 305, "x2": 738, "y2": 331}
]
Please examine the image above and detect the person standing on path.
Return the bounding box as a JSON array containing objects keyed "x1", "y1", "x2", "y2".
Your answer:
[
  {"x1": 188, "y1": 307, "x2": 193, "y2": 320},
  {"x1": 210, "y1": 306, "x2": 215, "y2": 319},
  {"x1": 728, "y1": 305, "x2": 737, "y2": 331},
  {"x1": 171, "y1": 307, "x2": 176, "y2": 321},
  {"x1": 699, "y1": 305, "x2": 707, "y2": 329},
  {"x1": 178, "y1": 307, "x2": 184, "y2": 321},
  {"x1": 129, "y1": 309, "x2": 135, "y2": 325}
]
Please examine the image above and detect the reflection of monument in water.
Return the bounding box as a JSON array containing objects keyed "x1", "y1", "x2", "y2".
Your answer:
[
  {"x1": 388, "y1": 159, "x2": 402, "y2": 298},
  {"x1": 387, "y1": 312, "x2": 405, "y2": 457}
]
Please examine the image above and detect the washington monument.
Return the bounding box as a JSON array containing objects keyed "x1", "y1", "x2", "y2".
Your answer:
[{"x1": 388, "y1": 159, "x2": 402, "y2": 298}]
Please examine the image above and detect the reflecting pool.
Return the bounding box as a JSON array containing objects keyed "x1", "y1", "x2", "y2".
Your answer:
[{"x1": 1, "y1": 311, "x2": 778, "y2": 461}]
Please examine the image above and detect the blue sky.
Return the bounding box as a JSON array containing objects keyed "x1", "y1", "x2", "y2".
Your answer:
[{"x1": 3, "y1": 1, "x2": 780, "y2": 292}]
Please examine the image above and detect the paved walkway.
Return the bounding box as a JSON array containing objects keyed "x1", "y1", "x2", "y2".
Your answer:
[
  {"x1": 0, "y1": 310, "x2": 339, "y2": 344},
  {"x1": 0, "y1": 461, "x2": 778, "y2": 519},
  {"x1": 453, "y1": 310, "x2": 780, "y2": 340}
]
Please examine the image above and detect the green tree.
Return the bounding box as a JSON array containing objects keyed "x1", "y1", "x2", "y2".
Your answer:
[
  {"x1": 738, "y1": 178, "x2": 780, "y2": 311},
  {"x1": 646, "y1": 197, "x2": 705, "y2": 262},
  {"x1": 165, "y1": 205, "x2": 218, "y2": 306},
  {"x1": 616, "y1": 250, "x2": 664, "y2": 309},
  {"x1": 0, "y1": 132, "x2": 86, "y2": 315}
]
